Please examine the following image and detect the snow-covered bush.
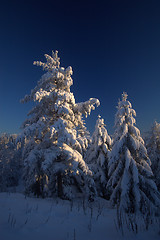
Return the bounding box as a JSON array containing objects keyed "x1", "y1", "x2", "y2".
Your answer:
[
  {"x1": 20, "y1": 50, "x2": 100, "y2": 199},
  {"x1": 85, "y1": 115, "x2": 112, "y2": 197},
  {"x1": 145, "y1": 121, "x2": 160, "y2": 190},
  {"x1": 106, "y1": 92, "x2": 160, "y2": 215}
]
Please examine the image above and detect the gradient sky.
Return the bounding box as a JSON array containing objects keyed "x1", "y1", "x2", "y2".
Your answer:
[{"x1": 1, "y1": 0, "x2": 160, "y2": 135}]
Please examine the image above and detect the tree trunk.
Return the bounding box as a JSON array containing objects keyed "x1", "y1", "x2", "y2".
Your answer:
[{"x1": 57, "y1": 172, "x2": 63, "y2": 198}]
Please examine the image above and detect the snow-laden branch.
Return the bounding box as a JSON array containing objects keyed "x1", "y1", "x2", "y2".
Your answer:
[{"x1": 74, "y1": 98, "x2": 100, "y2": 117}]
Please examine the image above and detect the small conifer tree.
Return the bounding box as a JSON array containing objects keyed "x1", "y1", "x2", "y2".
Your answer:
[
  {"x1": 86, "y1": 115, "x2": 112, "y2": 197},
  {"x1": 0, "y1": 133, "x2": 22, "y2": 191},
  {"x1": 146, "y1": 121, "x2": 160, "y2": 190}
]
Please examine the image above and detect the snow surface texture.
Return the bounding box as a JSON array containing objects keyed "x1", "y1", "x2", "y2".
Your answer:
[
  {"x1": 0, "y1": 192, "x2": 160, "y2": 240},
  {"x1": 107, "y1": 92, "x2": 160, "y2": 214},
  {"x1": 19, "y1": 50, "x2": 100, "y2": 200}
]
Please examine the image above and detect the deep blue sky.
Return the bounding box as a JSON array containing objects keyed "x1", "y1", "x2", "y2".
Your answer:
[{"x1": 1, "y1": 0, "x2": 160, "y2": 135}]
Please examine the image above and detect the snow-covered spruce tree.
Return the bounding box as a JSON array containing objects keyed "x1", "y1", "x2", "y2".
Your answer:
[
  {"x1": 0, "y1": 133, "x2": 22, "y2": 191},
  {"x1": 146, "y1": 121, "x2": 160, "y2": 190},
  {"x1": 85, "y1": 115, "x2": 112, "y2": 197},
  {"x1": 106, "y1": 92, "x2": 160, "y2": 215},
  {"x1": 20, "y1": 50, "x2": 100, "y2": 199}
]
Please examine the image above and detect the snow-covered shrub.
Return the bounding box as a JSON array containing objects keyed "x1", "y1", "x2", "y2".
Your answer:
[{"x1": 20, "y1": 50, "x2": 100, "y2": 199}]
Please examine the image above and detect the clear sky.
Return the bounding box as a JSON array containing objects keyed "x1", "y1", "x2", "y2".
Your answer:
[{"x1": 1, "y1": 0, "x2": 160, "y2": 135}]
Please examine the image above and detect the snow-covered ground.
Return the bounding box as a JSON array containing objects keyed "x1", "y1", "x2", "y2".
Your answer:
[{"x1": 0, "y1": 192, "x2": 159, "y2": 240}]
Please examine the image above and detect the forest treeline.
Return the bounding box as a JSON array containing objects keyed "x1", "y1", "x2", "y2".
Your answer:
[{"x1": 1, "y1": 51, "x2": 160, "y2": 231}]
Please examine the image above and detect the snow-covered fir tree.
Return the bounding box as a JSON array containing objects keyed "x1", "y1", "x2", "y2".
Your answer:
[
  {"x1": 106, "y1": 92, "x2": 160, "y2": 215},
  {"x1": 19, "y1": 50, "x2": 100, "y2": 199},
  {"x1": 0, "y1": 133, "x2": 22, "y2": 191},
  {"x1": 146, "y1": 121, "x2": 160, "y2": 190},
  {"x1": 85, "y1": 115, "x2": 112, "y2": 197}
]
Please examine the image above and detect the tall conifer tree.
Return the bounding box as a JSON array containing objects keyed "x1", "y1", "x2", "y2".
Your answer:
[
  {"x1": 20, "y1": 50, "x2": 100, "y2": 199},
  {"x1": 107, "y1": 92, "x2": 160, "y2": 214}
]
